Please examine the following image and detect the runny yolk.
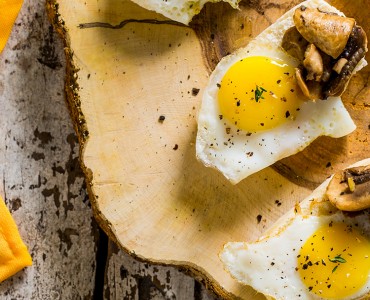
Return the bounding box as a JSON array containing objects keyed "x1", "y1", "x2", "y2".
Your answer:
[
  {"x1": 297, "y1": 222, "x2": 370, "y2": 299},
  {"x1": 218, "y1": 56, "x2": 304, "y2": 132}
]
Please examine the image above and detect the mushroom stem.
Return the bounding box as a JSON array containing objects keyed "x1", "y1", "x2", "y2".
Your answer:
[{"x1": 303, "y1": 44, "x2": 324, "y2": 81}]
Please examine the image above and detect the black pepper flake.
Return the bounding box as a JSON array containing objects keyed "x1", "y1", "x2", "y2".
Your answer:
[
  {"x1": 216, "y1": 83, "x2": 221, "y2": 88},
  {"x1": 246, "y1": 151, "x2": 254, "y2": 157},
  {"x1": 326, "y1": 162, "x2": 332, "y2": 168},
  {"x1": 308, "y1": 287, "x2": 313, "y2": 292},
  {"x1": 173, "y1": 144, "x2": 178, "y2": 150},
  {"x1": 226, "y1": 127, "x2": 231, "y2": 134},
  {"x1": 158, "y1": 115, "x2": 166, "y2": 123},
  {"x1": 257, "y1": 214, "x2": 262, "y2": 224},
  {"x1": 236, "y1": 100, "x2": 240, "y2": 106},
  {"x1": 219, "y1": 115, "x2": 223, "y2": 120},
  {"x1": 260, "y1": 123, "x2": 264, "y2": 126},
  {"x1": 192, "y1": 88, "x2": 200, "y2": 96},
  {"x1": 290, "y1": 89, "x2": 294, "y2": 92},
  {"x1": 275, "y1": 200, "x2": 282, "y2": 206},
  {"x1": 271, "y1": 262, "x2": 275, "y2": 266},
  {"x1": 285, "y1": 111, "x2": 290, "y2": 118},
  {"x1": 277, "y1": 79, "x2": 281, "y2": 84}
]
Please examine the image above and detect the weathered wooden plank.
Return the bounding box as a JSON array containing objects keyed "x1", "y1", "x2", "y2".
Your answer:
[
  {"x1": 0, "y1": 1, "x2": 220, "y2": 299},
  {"x1": 0, "y1": 1, "x2": 97, "y2": 298},
  {"x1": 104, "y1": 240, "x2": 220, "y2": 300}
]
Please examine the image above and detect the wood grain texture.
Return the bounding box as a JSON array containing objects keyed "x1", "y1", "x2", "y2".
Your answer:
[
  {"x1": 46, "y1": 0, "x2": 370, "y2": 299},
  {"x1": 0, "y1": 1, "x2": 215, "y2": 299}
]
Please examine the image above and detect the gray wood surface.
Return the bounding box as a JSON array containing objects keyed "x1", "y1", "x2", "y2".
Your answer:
[{"x1": 0, "y1": 1, "x2": 220, "y2": 299}]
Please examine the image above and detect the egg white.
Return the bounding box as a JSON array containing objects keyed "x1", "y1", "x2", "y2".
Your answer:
[
  {"x1": 129, "y1": 0, "x2": 239, "y2": 25},
  {"x1": 196, "y1": 0, "x2": 367, "y2": 184},
  {"x1": 220, "y1": 158, "x2": 370, "y2": 300}
]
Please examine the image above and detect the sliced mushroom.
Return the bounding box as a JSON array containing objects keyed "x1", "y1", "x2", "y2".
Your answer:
[
  {"x1": 324, "y1": 25, "x2": 368, "y2": 98},
  {"x1": 295, "y1": 68, "x2": 323, "y2": 101},
  {"x1": 293, "y1": 6, "x2": 355, "y2": 59},
  {"x1": 320, "y1": 52, "x2": 332, "y2": 83},
  {"x1": 332, "y1": 58, "x2": 348, "y2": 74},
  {"x1": 285, "y1": 7, "x2": 367, "y2": 100},
  {"x1": 282, "y1": 27, "x2": 308, "y2": 62},
  {"x1": 295, "y1": 68, "x2": 310, "y2": 98},
  {"x1": 303, "y1": 44, "x2": 323, "y2": 81},
  {"x1": 326, "y1": 164, "x2": 370, "y2": 211}
]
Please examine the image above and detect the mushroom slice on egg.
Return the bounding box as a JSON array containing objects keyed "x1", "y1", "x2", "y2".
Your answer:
[
  {"x1": 324, "y1": 25, "x2": 368, "y2": 98},
  {"x1": 293, "y1": 6, "x2": 355, "y2": 59},
  {"x1": 326, "y1": 164, "x2": 370, "y2": 211},
  {"x1": 284, "y1": 6, "x2": 368, "y2": 100},
  {"x1": 295, "y1": 67, "x2": 323, "y2": 100},
  {"x1": 303, "y1": 44, "x2": 323, "y2": 81},
  {"x1": 281, "y1": 27, "x2": 309, "y2": 62}
]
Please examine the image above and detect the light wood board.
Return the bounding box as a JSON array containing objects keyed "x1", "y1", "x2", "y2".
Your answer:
[{"x1": 46, "y1": 0, "x2": 370, "y2": 298}]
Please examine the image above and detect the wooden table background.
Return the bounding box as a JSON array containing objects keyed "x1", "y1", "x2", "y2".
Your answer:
[{"x1": 0, "y1": 1, "x2": 220, "y2": 299}]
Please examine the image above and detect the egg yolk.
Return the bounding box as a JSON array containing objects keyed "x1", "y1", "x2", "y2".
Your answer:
[
  {"x1": 218, "y1": 56, "x2": 304, "y2": 132},
  {"x1": 297, "y1": 222, "x2": 370, "y2": 299}
]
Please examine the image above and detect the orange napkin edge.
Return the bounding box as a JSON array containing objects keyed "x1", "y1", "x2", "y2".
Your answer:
[
  {"x1": 0, "y1": 195, "x2": 32, "y2": 282},
  {"x1": 0, "y1": 0, "x2": 24, "y2": 53}
]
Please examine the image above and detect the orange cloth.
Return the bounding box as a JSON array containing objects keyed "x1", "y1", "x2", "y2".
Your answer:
[
  {"x1": 0, "y1": 0, "x2": 23, "y2": 53},
  {"x1": 0, "y1": 195, "x2": 32, "y2": 282}
]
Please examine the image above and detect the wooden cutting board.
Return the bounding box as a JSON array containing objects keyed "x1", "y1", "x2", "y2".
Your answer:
[{"x1": 46, "y1": 0, "x2": 369, "y2": 298}]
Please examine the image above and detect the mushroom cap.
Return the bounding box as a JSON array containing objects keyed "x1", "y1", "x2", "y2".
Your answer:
[
  {"x1": 282, "y1": 26, "x2": 309, "y2": 62},
  {"x1": 293, "y1": 6, "x2": 355, "y2": 59},
  {"x1": 326, "y1": 165, "x2": 370, "y2": 211}
]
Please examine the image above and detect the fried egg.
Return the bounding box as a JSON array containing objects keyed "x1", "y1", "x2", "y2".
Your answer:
[
  {"x1": 196, "y1": 0, "x2": 367, "y2": 184},
  {"x1": 129, "y1": 0, "x2": 240, "y2": 25},
  {"x1": 220, "y1": 158, "x2": 370, "y2": 300}
]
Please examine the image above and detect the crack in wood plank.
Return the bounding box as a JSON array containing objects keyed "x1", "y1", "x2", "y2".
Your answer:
[
  {"x1": 78, "y1": 19, "x2": 187, "y2": 30},
  {"x1": 93, "y1": 228, "x2": 109, "y2": 299},
  {"x1": 271, "y1": 162, "x2": 319, "y2": 190}
]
